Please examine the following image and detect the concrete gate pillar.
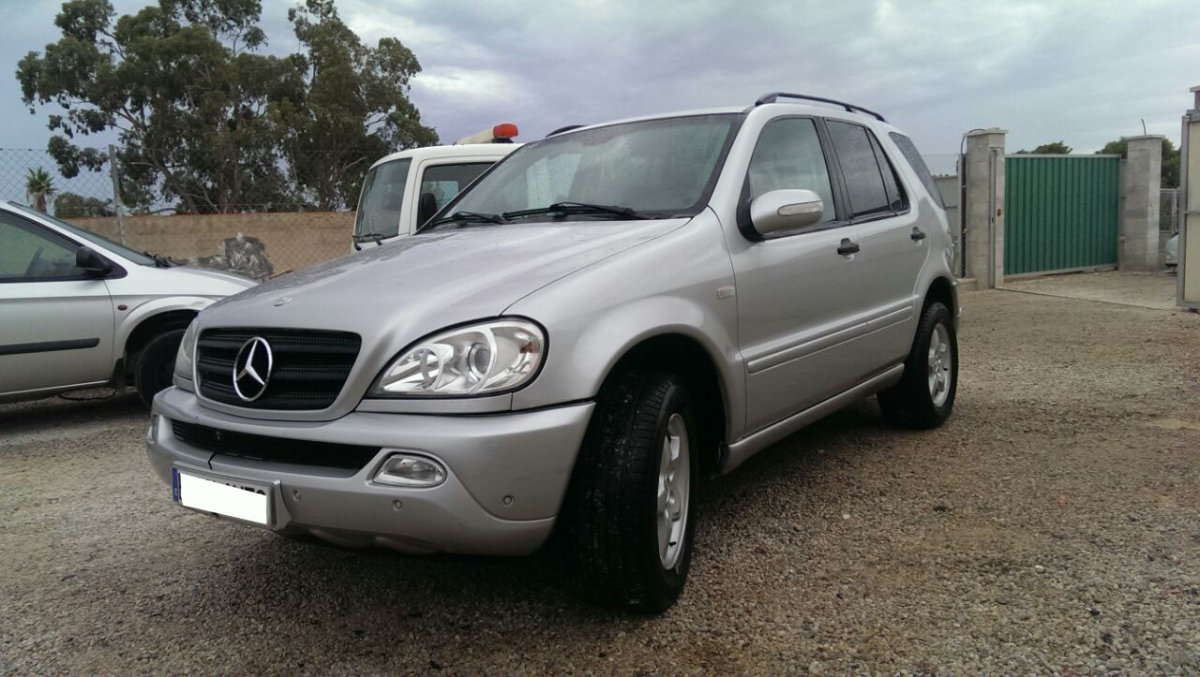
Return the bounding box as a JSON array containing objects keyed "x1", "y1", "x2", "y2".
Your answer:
[
  {"x1": 1119, "y1": 135, "x2": 1164, "y2": 271},
  {"x1": 963, "y1": 129, "x2": 1007, "y2": 288}
]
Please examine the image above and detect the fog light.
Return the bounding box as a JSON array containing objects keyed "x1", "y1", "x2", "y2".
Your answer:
[
  {"x1": 147, "y1": 414, "x2": 161, "y2": 443},
  {"x1": 374, "y1": 454, "x2": 447, "y2": 487}
]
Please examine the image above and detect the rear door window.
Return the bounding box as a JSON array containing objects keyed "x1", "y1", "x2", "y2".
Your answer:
[
  {"x1": 826, "y1": 120, "x2": 891, "y2": 218},
  {"x1": 869, "y1": 134, "x2": 908, "y2": 212}
]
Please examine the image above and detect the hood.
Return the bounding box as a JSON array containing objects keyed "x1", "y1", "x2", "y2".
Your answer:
[
  {"x1": 168, "y1": 265, "x2": 258, "y2": 290},
  {"x1": 111, "y1": 262, "x2": 257, "y2": 299},
  {"x1": 199, "y1": 219, "x2": 687, "y2": 340}
]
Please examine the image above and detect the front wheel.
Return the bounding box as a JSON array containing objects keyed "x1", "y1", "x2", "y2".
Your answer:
[
  {"x1": 135, "y1": 328, "x2": 186, "y2": 407},
  {"x1": 561, "y1": 371, "x2": 698, "y2": 614},
  {"x1": 878, "y1": 301, "x2": 958, "y2": 428}
]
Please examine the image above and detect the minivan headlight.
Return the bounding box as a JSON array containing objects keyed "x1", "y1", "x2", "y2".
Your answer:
[
  {"x1": 369, "y1": 319, "x2": 545, "y2": 398},
  {"x1": 174, "y1": 321, "x2": 199, "y2": 384}
]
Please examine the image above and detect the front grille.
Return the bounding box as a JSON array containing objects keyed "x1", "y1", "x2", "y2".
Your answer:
[
  {"x1": 196, "y1": 328, "x2": 361, "y2": 410},
  {"x1": 172, "y1": 421, "x2": 379, "y2": 471}
]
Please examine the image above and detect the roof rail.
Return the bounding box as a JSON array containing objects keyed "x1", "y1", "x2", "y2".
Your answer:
[
  {"x1": 754, "y1": 92, "x2": 886, "y2": 122},
  {"x1": 547, "y1": 124, "x2": 585, "y2": 137}
]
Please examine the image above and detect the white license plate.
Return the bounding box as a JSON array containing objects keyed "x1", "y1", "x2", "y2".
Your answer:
[{"x1": 172, "y1": 468, "x2": 271, "y2": 526}]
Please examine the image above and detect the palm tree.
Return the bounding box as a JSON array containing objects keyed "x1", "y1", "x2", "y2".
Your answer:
[{"x1": 25, "y1": 168, "x2": 56, "y2": 212}]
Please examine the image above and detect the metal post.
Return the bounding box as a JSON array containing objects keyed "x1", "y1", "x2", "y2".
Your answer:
[
  {"x1": 108, "y1": 144, "x2": 126, "y2": 245},
  {"x1": 958, "y1": 153, "x2": 967, "y2": 278}
]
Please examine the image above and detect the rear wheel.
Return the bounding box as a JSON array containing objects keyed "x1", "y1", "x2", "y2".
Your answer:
[
  {"x1": 135, "y1": 328, "x2": 186, "y2": 407},
  {"x1": 561, "y1": 371, "x2": 698, "y2": 614},
  {"x1": 878, "y1": 301, "x2": 957, "y2": 428}
]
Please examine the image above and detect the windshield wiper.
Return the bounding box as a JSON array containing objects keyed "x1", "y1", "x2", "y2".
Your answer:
[
  {"x1": 426, "y1": 211, "x2": 508, "y2": 230},
  {"x1": 143, "y1": 250, "x2": 174, "y2": 268},
  {"x1": 503, "y1": 202, "x2": 650, "y2": 221}
]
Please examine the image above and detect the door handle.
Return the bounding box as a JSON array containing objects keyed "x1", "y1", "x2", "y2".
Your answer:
[
  {"x1": 837, "y1": 238, "x2": 860, "y2": 256},
  {"x1": 910, "y1": 227, "x2": 927, "y2": 241}
]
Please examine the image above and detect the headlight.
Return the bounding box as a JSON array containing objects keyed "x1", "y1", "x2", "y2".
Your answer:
[
  {"x1": 174, "y1": 321, "x2": 199, "y2": 385},
  {"x1": 370, "y1": 319, "x2": 545, "y2": 398}
]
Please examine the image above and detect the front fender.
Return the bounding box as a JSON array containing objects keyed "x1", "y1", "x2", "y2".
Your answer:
[
  {"x1": 516, "y1": 296, "x2": 743, "y2": 427},
  {"x1": 507, "y1": 213, "x2": 746, "y2": 438}
]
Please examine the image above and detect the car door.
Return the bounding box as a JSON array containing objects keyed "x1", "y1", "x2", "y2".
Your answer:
[
  {"x1": 0, "y1": 212, "x2": 115, "y2": 398},
  {"x1": 728, "y1": 116, "x2": 869, "y2": 432},
  {"x1": 825, "y1": 120, "x2": 928, "y2": 373}
]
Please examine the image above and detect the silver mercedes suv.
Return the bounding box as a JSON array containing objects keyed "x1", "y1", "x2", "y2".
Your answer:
[{"x1": 148, "y1": 93, "x2": 959, "y2": 613}]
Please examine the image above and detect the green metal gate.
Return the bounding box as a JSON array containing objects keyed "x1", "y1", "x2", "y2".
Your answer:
[{"x1": 1004, "y1": 155, "x2": 1121, "y2": 275}]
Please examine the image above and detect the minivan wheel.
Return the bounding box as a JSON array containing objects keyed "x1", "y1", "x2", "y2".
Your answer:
[
  {"x1": 561, "y1": 371, "x2": 698, "y2": 614},
  {"x1": 134, "y1": 328, "x2": 186, "y2": 407},
  {"x1": 878, "y1": 301, "x2": 957, "y2": 428}
]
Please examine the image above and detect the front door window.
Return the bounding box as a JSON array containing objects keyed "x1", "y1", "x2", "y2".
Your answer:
[{"x1": 0, "y1": 213, "x2": 85, "y2": 282}]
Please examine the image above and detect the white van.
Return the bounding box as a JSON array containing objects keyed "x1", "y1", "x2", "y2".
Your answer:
[{"x1": 352, "y1": 125, "x2": 521, "y2": 250}]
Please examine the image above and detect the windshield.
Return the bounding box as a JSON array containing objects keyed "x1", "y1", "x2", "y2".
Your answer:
[
  {"x1": 437, "y1": 114, "x2": 739, "y2": 226},
  {"x1": 6, "y1": 202, "x2": 157, "y2": 266},
  {"x1": 354, "y1": 158, "x2": 412, "y2": 240}
]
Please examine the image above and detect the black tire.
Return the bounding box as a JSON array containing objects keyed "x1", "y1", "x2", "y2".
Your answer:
[
  {"x1": 561, "y1": 370, "x2": 699, "y2": 614},
  {"x1": 135, "y1": 328, "x2": 186, "y2": 407},
  {"x1": 878, "y1": 301, "x2": 958, "y2": 428}
]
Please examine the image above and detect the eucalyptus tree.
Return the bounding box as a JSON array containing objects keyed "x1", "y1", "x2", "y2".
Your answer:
[{"x1": 18, "y1": 0, "x2": 436, "y2": 213}]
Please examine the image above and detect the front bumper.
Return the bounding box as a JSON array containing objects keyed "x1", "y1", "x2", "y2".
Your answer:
[{"x1": 148, "y1": 387, "x2": 594, "y2": 556}]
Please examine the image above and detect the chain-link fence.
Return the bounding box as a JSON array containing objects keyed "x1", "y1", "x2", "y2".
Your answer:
[{"x1": 0, "y1": 148, "x2": 116, "y2": 219}]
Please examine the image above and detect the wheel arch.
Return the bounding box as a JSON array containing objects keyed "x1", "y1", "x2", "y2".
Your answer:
[
  {"x1": 923, "y1": 275, "x2": 957, "y2": 321},
  {"x1": 597, "y1": 333, "x2": 730, "y2": 479},
  {"x1": 117, "y1": 302, "x2": 206, "y2": 383}
]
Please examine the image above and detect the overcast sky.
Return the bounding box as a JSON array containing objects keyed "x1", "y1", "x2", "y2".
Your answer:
[{"x1": 1, "y1": 0, "x2": 1198, "y2": 176}]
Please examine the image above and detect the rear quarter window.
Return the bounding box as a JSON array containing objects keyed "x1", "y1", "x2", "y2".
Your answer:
[{"x1": 889, "y1": 133, "x2": 945, "y2": 209}]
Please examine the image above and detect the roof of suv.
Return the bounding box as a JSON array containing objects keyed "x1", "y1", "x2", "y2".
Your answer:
[{"x1": 547, "y1": 94, "x2": 898, "y2": 141}]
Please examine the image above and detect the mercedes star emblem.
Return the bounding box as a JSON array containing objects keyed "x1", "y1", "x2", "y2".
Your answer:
[{"x1": 232, "y1": 336, "x2": 273, "y2": 402}]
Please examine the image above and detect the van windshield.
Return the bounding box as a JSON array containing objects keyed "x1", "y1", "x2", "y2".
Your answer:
[
  {"x1": 433, "y1": 114, "x2": 738, "y2": 228},
  {"x1": 354, "y1": 159, "x2": 412, "y2": 241}
]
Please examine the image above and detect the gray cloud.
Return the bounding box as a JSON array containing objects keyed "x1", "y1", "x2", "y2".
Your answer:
[{"x1": 339, "y1": 0, "x2": 1199, "y2": 168}]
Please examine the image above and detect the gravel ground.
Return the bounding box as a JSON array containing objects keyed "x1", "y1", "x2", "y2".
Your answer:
[{"x1": 2, "y1": 288, "x2": 1199, "y2": 675}]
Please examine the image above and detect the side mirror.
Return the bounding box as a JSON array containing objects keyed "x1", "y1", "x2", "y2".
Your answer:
[
  {"x1": 749, "y1": 189, "x2": 825, "y2": 238},
  {"x1": 76, "y1": 246, "x2": 113, "y2": 277}
]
